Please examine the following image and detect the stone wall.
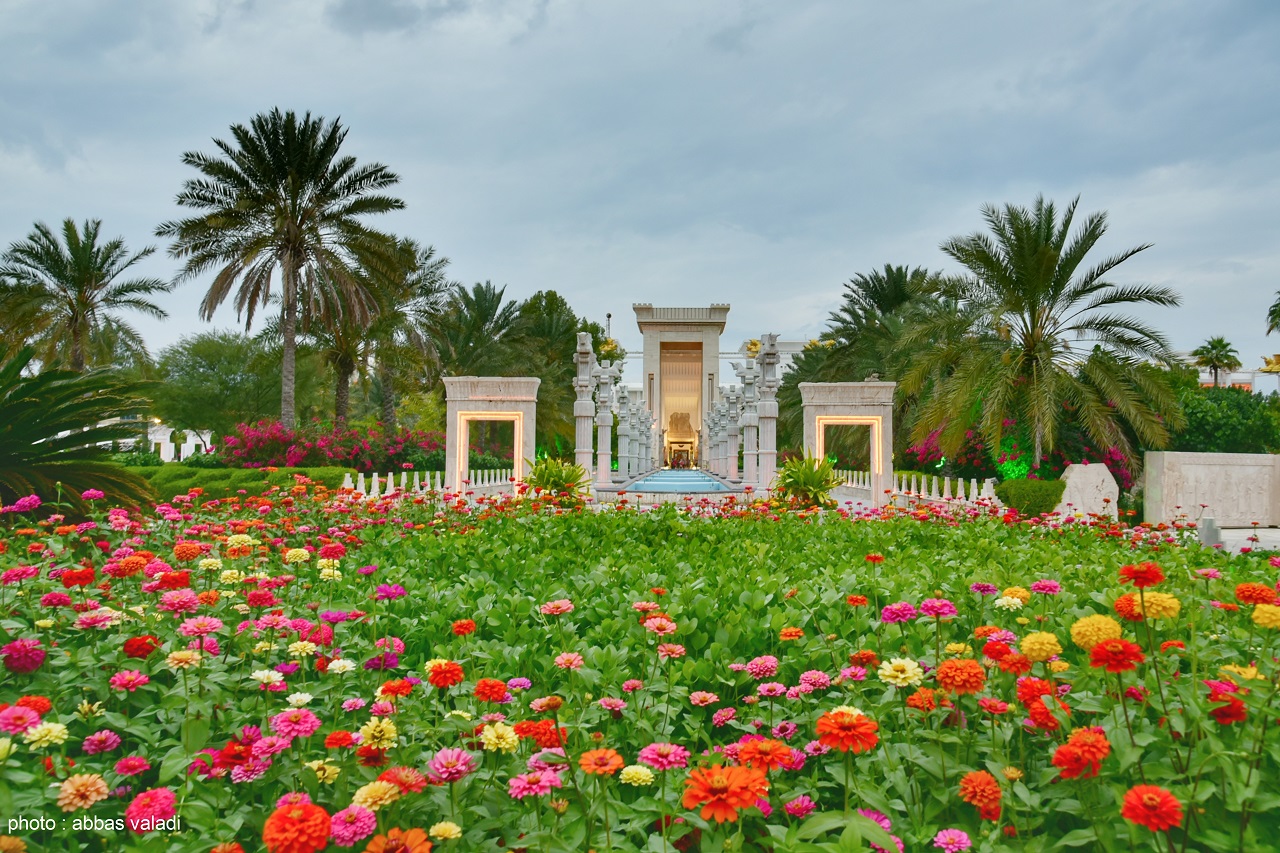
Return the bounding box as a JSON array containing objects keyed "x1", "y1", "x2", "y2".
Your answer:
[{"x1": 1143, "y1": 451, "x2": 1280, "y2": 527}]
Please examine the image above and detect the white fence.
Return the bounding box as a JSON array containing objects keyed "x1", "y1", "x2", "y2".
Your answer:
[
  {"x1": 341, "y1": 469, "x2": 517, "y2": 500},
  {"x1": 832, "y1": 469, "x2": 997, "y2": 509}
]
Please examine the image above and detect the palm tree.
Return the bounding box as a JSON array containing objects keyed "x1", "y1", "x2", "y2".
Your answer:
[
  {"x1": 0, "y1": 219, "x2": 171, "y2": 371},
  {"x1": 425, "y1": 282, "x2": 524, "y2": 378},
  {"x1": 157, "y1": 108, "x2": 404, "y2": 428},
  {"x1": 0, "y1": 347, "x2": 153, "y2": 510},
  {"x1": 1267, "y1": 293, "x2": 1280, "y2": 336},
  {"x1": 901, "y1": 195, "x2": 1184, "y2": 470},
  {"x1": 1191, "y1": 336, "x2": 1242, "y2": 387}
]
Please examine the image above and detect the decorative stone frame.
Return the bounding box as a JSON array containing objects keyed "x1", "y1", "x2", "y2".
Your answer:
[
  {"x1": 443, "y1": 377, "x2": 540, "y2": 492},
  {"x1": 799, "y1": 382, "x2": 895, "y2": 507}
]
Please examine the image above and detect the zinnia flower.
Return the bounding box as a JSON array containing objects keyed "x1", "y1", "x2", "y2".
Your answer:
[
  {"x1": 1136, "y1": 592, "x2": 1181, "y2": 620},
  {"x1": 933, "y1": 828, "x2": 972, "y2": 852},
  {"x1": 877, "y1": 658, "x2": 924, "y2": 688},
  {"x1": 125, "y1": 787, "x2": 177, "y2": 833},
  {"x1": 578, "y1": 748, "x2": 624, "y2": 775},
  {"x1": 352, "y1": 780, "x2": 401, "y2": 811},
  {"x1": 1089, "y1": 638, "x2": 1145, "y2": 673},
  {"x1": 262, "y1": 802, "x2": 331, "y2": 852},
  {"x1": 362, "y1": 828, "x2": 433, "y2": 853},
  {"x1": 329, "y1": 805, "x2": 377, "y2": 847},
  {"x1": 1120, "y1": 785, "x2": 1183, "y2": 832},
  {"x1": 1, "y1": 638, "x2": 46, "y2": 674},
  {"x1": 1020, "y1": 632, "x2": 1063, "y2": 663},
  {"x1": 1069, "y1": 614, "x2": 1122, "y2": 650},
  {"x1": 682, "y1": 764, "x2": 770, "y2": 823},
  {"x1": 958, "y1": 770, "x2": 1001, "y2": 821},
  {"x1": 815, "y1": 710, "x2": 879, "y2": 753},
  {"x1": 1118, "y1": 562, "x2": 1164, "y2": 589},
  {"x1": 57, "y1": 774, "x2": 109, "y2": 812},
  {"x1": 935, "y1": 659, "x2": 985, "y2": 695},
  {"x1": 1251, "y1": 603, "x2": 1280, "y2": 630}
]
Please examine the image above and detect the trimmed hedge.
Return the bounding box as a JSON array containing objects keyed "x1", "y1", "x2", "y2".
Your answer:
[
  {"x1": 993, "y1": 477, "x2": 1067, "y2": 517},
  {"x1": 127, "y1": 465, "x2": 355, "y2": 500}
]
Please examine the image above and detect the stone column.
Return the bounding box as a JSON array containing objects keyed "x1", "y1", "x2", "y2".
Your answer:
[
  {"x1": 725, "y1": 385, "x2": 742, "y2": 482},
  {"x1": 573, "y1": 333, "x2": 597, "y2": 475},
  {"x1": 757, "y1": 334, "x2": 780, "y2": 490},
  {"x1": 734, "y1": 359, "x2": 760, "y2": 488},
  {"x1": 615, "y1": 386, "x2": 631, "y2": 484},
  {"x1": 594, "y1": 361, "x2": 619, "y2": 488}
]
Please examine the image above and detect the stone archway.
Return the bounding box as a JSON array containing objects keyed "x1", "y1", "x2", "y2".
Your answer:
[
  {"x1": 443, "y1": 377, "x2": 540, "y2": 492},
  {"x1": 799, "y1": 381, "x2": 895, "y2": 507}
]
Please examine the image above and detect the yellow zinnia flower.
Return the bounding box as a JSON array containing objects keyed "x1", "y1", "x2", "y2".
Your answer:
[
  {"x1": 22, "y1": 722, "x2": 69, "y2": 748},
  {"x1": 945, "y1": 643, "x2": 972, "y2": 656},
  {"x1": 877, "y1": 658, "x2": 924, "y2": 688},
  {"x1": 352, "y1": 780, "x2": 401, "y2": 811},
  {"x1": 166, "y1": 650, "x2": 201, "y2": 670},
  {"x1": 619, "y1": 764, "x2": 655, "y2": 786},
  {"x1": 429, "y1": 822, "x2": 463, "y2": 840},
  {"x1": 1002, "y1": 586, "x2": 1031, "y2": 604},
  {"x1": 283, "y1": 548, "x2": 310, "y2": 564},
  {"x1": 1220, "y1": 664, "x2": 1265, "y2": 682},
  {"x1": 479, "y1": 722, "x2": 519, "y2": 753},
  {"x1": 1021, "y1": 632, "x2": 1063, "y2": 663},
  {"x1": 1069, "y1": 614, "x2": 1122, "y2": 650},
  {"x1": 1252, "y1": 603, "x2": 1280, "y2": 630},
  {"x1": 1136, "y1": 591, "x2": 1181, "y2": 620},
  {"x1": 305, "y1": 760, "x2": 340, "y2": 783},
  {"x1": 359, "y1": 718, "x2": 398, "y2": 749}
]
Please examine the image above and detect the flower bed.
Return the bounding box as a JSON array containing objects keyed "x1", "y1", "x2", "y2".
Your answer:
[{"x1": 0, "y1": 484, "x2": 1277, "y2": 852}]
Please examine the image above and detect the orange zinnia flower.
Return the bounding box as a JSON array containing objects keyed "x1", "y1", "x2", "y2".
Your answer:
[
  {"x1": 1120, "y1": 785, "x2": 1183, "y2": 832},
  {"x1": 1051, "y1": 727, "x2": 1111, "y2": 779},
  {"x1": 473, "y1": 678, "x2": 508, "y2": 702},
  {"x1": 779, "y1": 627, "x2": 804, "y2": 641},
  {"x1": 958, "y1": 770, "x2": 1002, "y2": 821},
  {"x1": 815, "y1": 710, "x2": 879, "y2": 753},
  {"x1": 172, "y1": 542, "x2": 202, "y2": 562},
  {"x1": 262, "y1": 803, "x2": 331, "y2": 853},
  {"x1": 936, "y1": 659, "x2": 986, "y2": 695},
  {"x1": 1089, "y1": 639, "x2": 1145, "y2": 673},
  {"x1": 682, "y1": 764, "x2": 770, "y2": 823},
  {"x1": 1118, "y1": 561, "x2": 1164, "y2": 589},
  {"x1": 1113, "y1": 593, "x2": 1144, "y2": 622},
  {"x1": 1235, "y1": 583, "x2": 1277, "y2": 606},
  {"x1": 427, "y1": 661, "x2": 464, "y2": 689},
  {"x1": 363, "y1": 827, "x2": 434, "y2": 852},
  {"x1": 578, "y1": 749, "x2": 624, "y2": 775},
  {"x1": 738, "y1": 738, "x2": 792, "y2": 770}
]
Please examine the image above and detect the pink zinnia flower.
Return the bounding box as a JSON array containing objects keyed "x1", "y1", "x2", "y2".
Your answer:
[
  {"x1": 527, "y1": 748, "x2": 568, "y2": 773},
  {"x1": 599, "y1": 697, "x2": 626, "y2": 711},
  {"x1": 1196, "y1": 568, "x2": 1223, "y2": 580},
  {"x1": 745, "y1": 655, "x2": 778, "y2": 679},
  {"x1": 370, "y1": 700, "x2": 397, "y2": 717},
  {"x1": 637, "y1": 742, "x2": 690, "y2": 770},
  {"x1": 689, "y1": 691, "x2": 719, "y2": 706},
  {"x1": 342, "y1": 698, "x2": 367, "y2": 712},
  {"x1": 757, "y1": 682, "x2": 786, "y2": 697},
  {"x1": 880, "y1": 601, "x2": 918, "y2": 623},
  {"x1": 40, "y1": 592, "x2": 72, "y2": 608},
  {"x1": 621, "y1": 679, "x2": 643, "y2": 693},
  {"x1": 657, "y1": 643, "x2": 686, "y2": 659},
  {"x1": 277, "y1": 792, "x2": 312, "y2": 807},
  {"x1": 0, "y1": 565, "x2": 38, "y2": 585},
  {"x1": 1029, "y1": 579, "x2": 1061, "y2": 595},
  {"x1": 428, "y1": 747, "x2": 477, "y2": 782},
  {"x1": 539, "y1": 599, "x2": 574, "y2": 616},
  {"x1": 82, "y1": 730, "x2": 122, "y2": 755},
  {"x1": 329, "y1": 804, "x2": 377, "y2": 846},
  {"x1": 839, "y1": 665, "x2": 868, "y2": 682},
  {"x1": 230, "y1": 758, "x2": 271, "y2": 783},
  {"x1": 177, "y1": 616, "x2": 224, "y2": 637},
  {"x1": 270, "y1": 709, "x2": 321, "y2": 739},
  {"x1": 857, "y1": 809, "x2": 892, "y2": 831},
  {"x1": 799, "y1": 670, "x2": 831, "y2": 690},
  {"x1": 933, "y1": 828, "x2": 972, "y2": 852},
  {"x1": 785, "y1": 795, "x2": 817, "y2": 818},
  {"x1": 508, "y1": 769, "x2": 562, "y2": 799},
  {"x1": 0, "y1": 705, "x2": 41, "y2": 734},
  {"x1": 373, "y1": 636, "x2": 405, "y2": 654},
  {"x1": 124, "y1": 787, "x2": 176, "y2": 833},
  {"x1": 110, "y1": 671, "x2": 150, "y2": 692},
  {"x1": 115, "y1": 756, "x2": 151, "y2": 776},
  {"x1": 643, "y1": 616, "x2": 677, "y2": 635},
  {"x1": 632, "y1": 601, "x2": 660, "y2": 612},
  {"x1": 1, "y1": 638, "x2": 46, "y2": 673},
  {"x1": 251, "y1": 736, "x2": 292, "y2": 758},
  {"x1": 554, "y1": 652, "x2": 584, "y2": 670},
  {"x1": 919, "y1": 598, "x2": 958, "y2": 619},
  {"x1": 156, "y1": 590, "x2": 200, "y2": 614},
  {"x1": 804, "y1": 740, "x2": 831, "y2": 756},
  {"x1": 712, "y1": 708, "x2": 736, "y2": 727}
]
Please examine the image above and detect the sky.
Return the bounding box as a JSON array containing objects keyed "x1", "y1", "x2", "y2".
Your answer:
[{"x1": 2, "y1": 0, "x2": 1279, "y2": 387}]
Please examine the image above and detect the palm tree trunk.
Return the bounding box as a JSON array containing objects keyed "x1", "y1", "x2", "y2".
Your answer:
[
  {"x1": 70, "y1": 322, "x2": 86, "y2": 372},
  {"x1": 280, "y1": 265, "x2": 298, "y2": 430},
  {"x1": 1033, "y1": 426, "x2": 1043, "y2": 472},
  {"x1": 379, "y1": 360, "x2": 397, "y2": 432},
  {"x1": 335, "y1": 364, "x2": 353, "y2": 426}
]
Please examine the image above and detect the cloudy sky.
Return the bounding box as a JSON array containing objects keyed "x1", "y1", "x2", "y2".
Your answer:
[{"x1": 3, "y1": 0, "x2": 1278, "y2": 385}]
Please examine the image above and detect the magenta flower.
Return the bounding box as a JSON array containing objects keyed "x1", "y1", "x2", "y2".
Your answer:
[
  {"x1": 919, "y1": 598, "x2": 958, "y2": 618},
  {"x1": 599, "y1": 697, "x2": 626, "y2": 711},
  {"x1": 124, "y1": 787, "x2": 176, "y2": 833},
  {"x1": 428, "y1": 747, "x2": 477, "y2": 782},
  {"x1": 0, "y1": 565, "x2": 38, "y2": 585},
  {"x1": 109, "y1": 671, "x2": 150, "y2": 692},
  {"x1": 785, "y1": 795, "x2": 817, "y2": 818},
  {"x1": 507, "y1": 677, "x2": 532, "y2": 690},
  {"x1": 1, "y1": 638, "x2": 46, "y2": 674},
  {"x1": 374, "y1": 584, "x2": 407, "y2": 601},
  {"x1": 712, "y1": 708, "x2": 737, "y2": 727},
  {"x1": 269, "y1": 708, "x2": 322, "y2": 739},
  {"x1": 637, "y1": 742, "x2": 691, "y2": 770},
  {"x1": 745, "y1": 655, "x2": 779, "y2": 679},
  {"x1": 115, "y1": 756, "x2": 151, "y2": 776},
  {"x1": 933, "y1": 828, "x2": 972, "y2": 852},
  {"x1": 39, "y1": 592, "x2": 72, "y2": 608},
  {"x1": 81, "y1": 489, "x2": 105, "y2": 500},
  {"x1": 508, "y1": 769, "x2": 562, "y2": 799},
  {"x1": 1029, "y1": 579, "x2": 1062, "y2": 595},
  {"x1": 82, "y1": 730, "x2": 123, "y2": 755},
  {"x1": 970, "y1": 582, "x2": 999, "y2": 596},
  {"x1": 879, "y1": 602, "x2": 918, "y2": 623},
  {"x1": 177, "y1": 616, "x2": 224, "y2": 637},
  {"x1": 276, "y1": 792, "x2": 312, "y2": 808},
  {"x1": 621, "y1": 679, "x2": 643, "y2": 692},
  {"x1": 330, "y1": 804, "x2": 377, "y2": 846},
  {"x1": 0, "y1": 706, "x2": 41, "y2": 734},
  {"x1": 857, "y1": 809, "x2": 892, "y2": 831},
  {"x1": 757, "y1": 682, "x2": 787, "y2": 697},
  {"x1": 799, "y1": 670, "x2": 831, "y2": 689}
]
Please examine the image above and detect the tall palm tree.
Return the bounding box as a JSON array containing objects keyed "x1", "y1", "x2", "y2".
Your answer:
[
  {"x1": 1191, "y1": 336, "x2": 1242, "y2": 387},
  {"x1": 901, "y1": 195, "x2": 1184, "y2": 469},
  {"x1": 0, "y1": 219, "x2": 171, "y2": 371},
  {"x1": 1267, "y1": 293, "x2": 1280, "y2": 337},
  {"x1": 425, "y1": 281, "x2": 523, "y2": 378},
  {"x1": 157, "y1": 108, "x2": 404, "y2": 428}
]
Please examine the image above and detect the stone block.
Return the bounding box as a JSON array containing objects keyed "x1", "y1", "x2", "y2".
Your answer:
[{"x1": 1054, "y1": 463, "x2": 1118, "y2": 519}]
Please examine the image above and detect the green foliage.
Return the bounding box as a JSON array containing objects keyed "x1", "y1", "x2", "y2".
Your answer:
[
  {"x1": 1170, "y1": 386, "x2": 1280, "y2": 454},
  {"x1": 1190, "y1": 336, "x2": 1242, "y2": 387},
  {"x1": 111, "y1": 448, "x2": 164, "y2": 467},
  {"x1": 773, "y1": 454, "x2": 843, "y2": 508},
  {"x1": 0, "y1": 347, "x2": 154, "y2": 509},
  {"x1": 522, "y1": 457, "x2": 588, "y2": 504},
  {"x1": 135, "y1": 464, "x2": 354, "y2": 500},
  {"x1": 994, "y1": 477, "x2": 1067, "y2": 517}
]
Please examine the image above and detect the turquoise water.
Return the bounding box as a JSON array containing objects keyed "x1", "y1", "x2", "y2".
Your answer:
[{"x1": 625, "y1": 470, "x2": 729, "y2": 492}]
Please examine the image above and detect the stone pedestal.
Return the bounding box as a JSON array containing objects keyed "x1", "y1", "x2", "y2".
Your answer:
[
  {"x1": 757, "y1": 334, "x2": 781, "y2": 489},
  {"x1": 1054, "y1": 463, "x2": 1119, "y2": 519},
  {"x1": 573, "y1": 333, "x2": 596, "y2": 476}
]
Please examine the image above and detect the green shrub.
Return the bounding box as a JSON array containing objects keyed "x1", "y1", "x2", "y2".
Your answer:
[
  {"x1": 994, "y1": 478, "x2": 1067, "y2": 517},
  {"x1": 112, "y1": 449, "x2": 164, "y2": 467},
  {"x1": 139, "y1": 464, "x2": 355, "y2": 500},
  {"x1": 181, "y1": 450, "x2": 228, "y2": 468},
  {"x1": 523, "y1": 458, "x2": 588, "y2": 506},
  {"x1": 773, "y1": 455, "x2": 842, "y2": 508}
]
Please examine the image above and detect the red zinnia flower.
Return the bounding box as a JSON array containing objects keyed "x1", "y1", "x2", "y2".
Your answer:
[
  {"x1": 1208, "y1": 694, "x2": 1247, "y2": 725},
  {"x1": 473, "y1": 678, "x2": 508, "y2": 702},
  {"x1": 1120, "y1": 785, "x2": 1183, "y2": 832},
  {"x1": 356, "y1": 745, "x2": 389, "y2": 767},
  {"x1": 262, "y1": 803, "x2": 330, "y2": 853},
  {"x1": 1118, "y1": 561, "x2": 1164, "y2": 589},
  {"x1": 123, "y1": 636, "x2": 162, "y2": 659},
  {"x1": 427, "y1": 661, "x2": 465, "y2": 689},
  {"x1": 325, "y1": 731, "x2": 354, "y2": 748},
  {"x1": 452, "y1": 619, "x2": 477, "y2": 636},
  {"x1": 60, "y1": 567, "x2": 96, "y2": 588},
  {"x1": 1089, "y1": 639, "x2": 1145, "y2": 673},
  {"x1": 997, "y1": 653, "x2": 1032, "y2": 675},
  {"x1": 982, "y1": 640, "x2": 1011, "y2": 661},
  {"x1": 380, "y1": 679, "x2": 413, "y2": 698},
  {"x1": 846, "y1": 594, "x2": 868, "y2": 607}
]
